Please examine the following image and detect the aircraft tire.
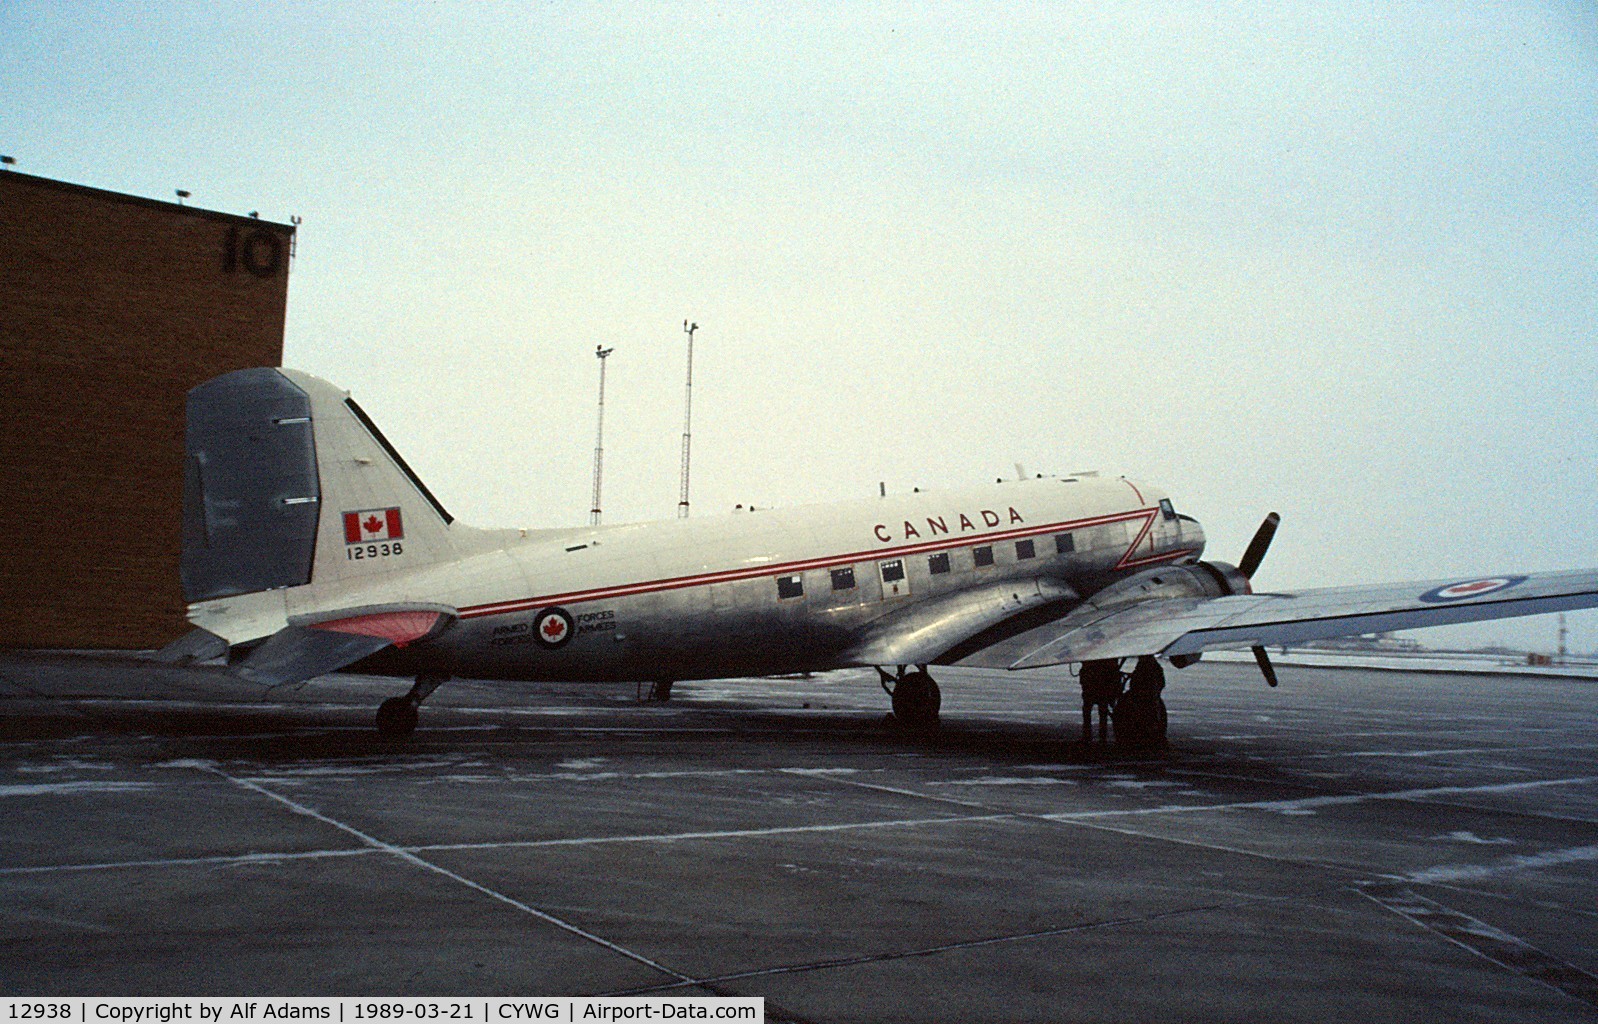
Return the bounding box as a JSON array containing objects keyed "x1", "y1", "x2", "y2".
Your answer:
[
  {"x1": 376, "y1": 697, "x2": 419, "y2": 737},
  {"x1": 1112, "y1": 692, "x2": 1167, "y2": 750},
  {"x1": 892, "y1": 671, "x2": 941, "y2": 732}
]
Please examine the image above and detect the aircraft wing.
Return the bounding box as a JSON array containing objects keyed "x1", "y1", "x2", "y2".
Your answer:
[{"x1": 993, "y1": 568, "x2": 1598, "y2": 670}]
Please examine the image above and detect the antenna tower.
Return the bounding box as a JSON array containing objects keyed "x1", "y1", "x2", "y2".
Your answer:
[
  {"x1": 678, "y1": 321, "x2": 697, "y2": 518},
  {"x1": 589, "y1": 345, "x2": 614, "y2": 526}
]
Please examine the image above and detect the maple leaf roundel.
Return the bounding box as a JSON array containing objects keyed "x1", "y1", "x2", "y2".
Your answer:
[{"x1": 533, "y1": 607, "x2": 575, "y2": 648}]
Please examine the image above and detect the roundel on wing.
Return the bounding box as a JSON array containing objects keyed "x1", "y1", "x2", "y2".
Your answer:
[
  {"x1": 534, "y1": 607, "x2": 575, "y2": 648},
  {"x1": 1418, "y1": 576, "x2": 1527, "y2": 604}
]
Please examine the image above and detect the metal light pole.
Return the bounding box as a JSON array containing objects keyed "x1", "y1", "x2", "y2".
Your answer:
[
  {"x1": 590, "y1": 345, "x2": 614, "y2": 526},
  {"x1": 678, "y1": 321, "x2": 697, "y2": 519}
]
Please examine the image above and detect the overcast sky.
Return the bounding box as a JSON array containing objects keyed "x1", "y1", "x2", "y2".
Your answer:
[{"x1": 7, "y1": 2, "x2": 1596, "y2": 651}]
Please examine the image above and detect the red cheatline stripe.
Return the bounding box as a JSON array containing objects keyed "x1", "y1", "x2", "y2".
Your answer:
[
  {"x1": 459, "y1": 507, "x2": 1179, "y2": 620},
  {"x1": 1115, "y1": 512, "x2": 1157, "y2": 570}
]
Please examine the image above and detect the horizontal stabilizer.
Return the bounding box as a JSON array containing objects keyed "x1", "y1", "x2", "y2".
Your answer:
[
  {"x1": 234, "y1": 607, "x2": 454, "y2": 687},
  {"x1": 236, "y1": 626, "x2": 394, "y2": 687},
  {"x1": 151, "y1": 628, "x2": 230, "y2": 665}
]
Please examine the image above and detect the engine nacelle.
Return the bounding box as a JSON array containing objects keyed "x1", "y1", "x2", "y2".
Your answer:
[
  {"x1": 1192, "y1": 560, "x2": 1253, "y2": 597},
  {"x1": 1082, "y1": 560, "x2": 1247, "y2": 613}
]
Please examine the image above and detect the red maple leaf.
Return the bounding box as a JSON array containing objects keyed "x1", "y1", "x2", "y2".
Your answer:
[
  {"x1": 542, "y1": 616, "x2": 567, "y2": 639},
  {"x1": 364, "y1": 515, "x2": 383, "y2": 534}
]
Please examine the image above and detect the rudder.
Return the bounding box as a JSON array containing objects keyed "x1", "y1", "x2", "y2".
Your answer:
[{"x1": 182, "y1": 367, "x2": 461, "y2": 606}]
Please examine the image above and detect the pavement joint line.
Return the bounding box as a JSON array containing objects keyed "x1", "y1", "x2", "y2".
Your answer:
[
  {"x1": 12, "y1": 792, "x2": 1587, "y2": 890},
  {"x1": 1398, "y1": 843, "x2": 1598, "y2": 885},
  {"x1": 1292, "y1": 743, "x2": 1598, "y2": 760},
  {"x1": 1360, "y1": 884, "x2": 1598, "y2": 1010},
  {"x1": 612, "y1": 883, "x2": 1349, "y2": 996},
  {"x1": 0, "y1": 848, "x2": 379, "y2": 876},
  {"x1": 1427, "y1": 880, "x2": 1598, "y2": 923},
  {"x1": 408, "y1": 813, "x2": 1017, "y2": 853},
  {"x1": 1162, "y1": 768, "x2": 1598, "y2": 828},
  {"x1": 795, "y1": 767, "x2": 1598, "y2": 881},
  {"x1": 187, "y1": 759, "x2": 700, "y2": 986},
  {"x1": 1036, "y1": 775, "x2": 1598, "y2": 820},
  {"x1": 1058, "y1": 816, "x2": 1362, "y2": 876},
  {"x1": 793, "y1": 769, "x2": 1364, "y2": 875}
]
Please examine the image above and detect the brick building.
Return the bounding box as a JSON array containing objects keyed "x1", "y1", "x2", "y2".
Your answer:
[{"x1": 0, "y1": 171, "x2": 293, "y2": 648}]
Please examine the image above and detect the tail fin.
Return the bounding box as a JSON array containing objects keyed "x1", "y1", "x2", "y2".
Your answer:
[{"x1": 182, "y1": 367, "x2": 463, "y2": 608}]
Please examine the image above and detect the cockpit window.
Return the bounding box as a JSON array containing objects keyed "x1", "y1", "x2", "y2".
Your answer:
[{"x1": 1159, "y1": 498, "x2": 1177, "y2": 521}]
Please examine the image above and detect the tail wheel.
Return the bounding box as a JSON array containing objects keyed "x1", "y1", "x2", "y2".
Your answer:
[
  {"x1": 375, "y1": 697, "x2": 419, "y2": 737},
  {"x1": 891, "y1": 670, "x2": 942, "y2": 732}
]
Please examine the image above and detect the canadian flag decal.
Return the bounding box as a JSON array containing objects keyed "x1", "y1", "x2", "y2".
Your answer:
[{"x1": 343, "y1": 507, "x2": 404, "y2": 544}]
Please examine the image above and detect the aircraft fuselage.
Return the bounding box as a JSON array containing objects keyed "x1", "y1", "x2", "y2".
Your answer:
[{"x1": 381, "y1": 475, "x2": 1205, "y2": 682}]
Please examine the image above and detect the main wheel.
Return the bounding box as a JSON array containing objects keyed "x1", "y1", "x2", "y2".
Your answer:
[
  {"x1": 891, "y1": 671, "x2": 942, "y2": 732},
  {"x1": 375, "y1": 697, "x2": 419, "y2": 737},
  {"x1": 1111, "y1": 691, "x2": 1167, "y2": 750}
]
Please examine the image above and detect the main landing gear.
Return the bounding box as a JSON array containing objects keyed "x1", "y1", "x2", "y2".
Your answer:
[
  {"x1": 879, "y1": 666, "x2": 941, "y2": 733},
  {"x1": 1078, "y1": 656, "x2": 1167, "y2": 751},
  {"x1": 375, "y1": 672, "x2": 449, "y2": 737}
]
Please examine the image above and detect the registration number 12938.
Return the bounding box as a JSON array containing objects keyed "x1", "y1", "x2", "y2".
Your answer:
[{"x1": 347, "y1": 541, "x2": 403, "y2": 561}]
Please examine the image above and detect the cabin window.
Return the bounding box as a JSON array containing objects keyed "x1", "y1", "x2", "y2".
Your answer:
[
  {"x1": 928, "y1": 552, "x2": 950, "y2": 575},
  {"x1": 973, "y1": 545, "x2": 994, "y2": 567},
  {"x1": 1016, "y1": 539, "x2": 1036, "y2": 560},
  {"x1": 776, "y1": 575, "x2": 804, "y2": 599},
  {"x1": 831, "y1": 566, "x2": 856, "y2": 591},
  {"x1": 880, "y1": 559, "x2": 906, "y2": 584},
  {"x1": 1159, "y1": 498, "x2": 1177, "y2": 521},
  {"x1": 1055, "y1": 533, "x2": 1075, "y2": 554}
]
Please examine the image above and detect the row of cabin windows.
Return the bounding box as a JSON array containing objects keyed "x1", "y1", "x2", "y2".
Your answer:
[{"x1": 775, "y1": 531, "x2": 1081, "y2": 599}]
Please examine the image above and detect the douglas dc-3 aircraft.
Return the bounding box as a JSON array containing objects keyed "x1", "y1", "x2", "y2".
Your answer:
[{"x1": 161, "y1": 367, "x2": 1598, "y2": 743}]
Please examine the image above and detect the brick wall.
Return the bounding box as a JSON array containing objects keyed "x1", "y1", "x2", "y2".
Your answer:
[{"x1": 0, "y1": 172, "x2": 291, "y2": 648}]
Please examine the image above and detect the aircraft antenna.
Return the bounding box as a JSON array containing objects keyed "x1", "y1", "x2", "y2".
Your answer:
[
  {"x1": 678, "y1": 321, "x2": 697, "y2": 518},
  {"x1": 590, "y1": 345, "x2": 614, "y2": 526}
]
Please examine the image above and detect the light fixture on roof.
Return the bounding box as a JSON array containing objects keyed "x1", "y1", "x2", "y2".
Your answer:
[{"x1": 175, "y1": 189, "x2": 190, "y2": 205}]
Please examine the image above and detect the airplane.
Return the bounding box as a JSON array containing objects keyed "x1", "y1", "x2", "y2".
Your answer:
[{"x1": 160, "y1": 367, "x2": 1598, "y2": 744}]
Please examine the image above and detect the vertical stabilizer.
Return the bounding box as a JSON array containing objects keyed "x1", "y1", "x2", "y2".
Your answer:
[
  {"x1": 182, "y1": 368, "x2": 466, "y2": 613},
  {"x1": 182, "y1": 369, "x2": 320, "y2": 601}
]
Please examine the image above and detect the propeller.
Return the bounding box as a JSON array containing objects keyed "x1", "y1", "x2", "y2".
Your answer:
[
  {"x1": 1238, "y1": 512, "x2": 1280, "y2": 580},
  {"x1": 1239, "y1": 512, "x2": 1281, "y2": 686}
]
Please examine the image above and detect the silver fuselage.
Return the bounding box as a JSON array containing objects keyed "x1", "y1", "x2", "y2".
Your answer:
[{"x1": 390, "y1": 476, "x2": 1205, "y2": 681}]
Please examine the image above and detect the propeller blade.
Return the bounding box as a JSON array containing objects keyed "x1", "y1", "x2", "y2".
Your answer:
[
  {"x1": 1238, "y1": 512, "x2": 1281, "y2": 579},
  {"x1": 1252, "y1": 645, "x2": 1279, "y2": 688}
]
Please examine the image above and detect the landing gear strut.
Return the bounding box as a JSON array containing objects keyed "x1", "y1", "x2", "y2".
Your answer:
[
  {"x1": 879, "y1": 666, "x2": 941, "y2": 733},
  {"x1": 1111, "y1": 657, "x2": 1168, "y2": 750},
  {"x1": 375, "y1": 672, "x2": 449, "y2": 737}
]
